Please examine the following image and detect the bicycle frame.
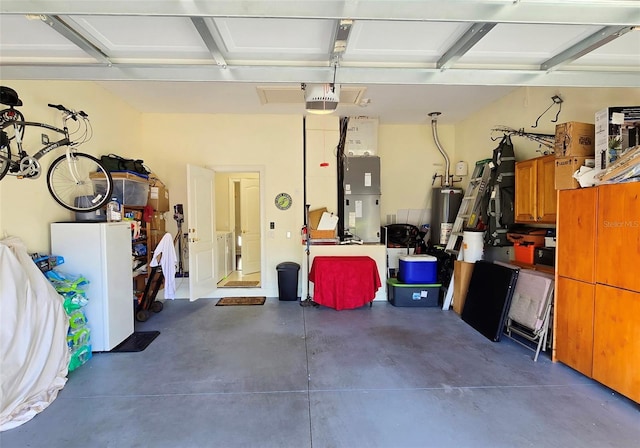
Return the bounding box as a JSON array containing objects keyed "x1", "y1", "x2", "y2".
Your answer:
[{"x1": 1, "y1": 120, "x2": 71, "y2": 161}]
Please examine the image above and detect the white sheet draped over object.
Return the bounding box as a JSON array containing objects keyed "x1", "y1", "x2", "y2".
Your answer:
[
  {"x1": 150, "y1": 232, "x2": 177, "y2": 299},
  {"x1": 0, "y1": 237, "x2": 69, "y2": 432}
]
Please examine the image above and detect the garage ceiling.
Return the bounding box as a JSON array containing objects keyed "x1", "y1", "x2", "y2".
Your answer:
[{"x1": 1, "y1": 0, "x2": 639, "y2": 123}]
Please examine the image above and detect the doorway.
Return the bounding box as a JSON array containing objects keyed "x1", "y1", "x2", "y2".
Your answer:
[{"x1": 215, "y1": 171, "x2": 261, "y2": 288}]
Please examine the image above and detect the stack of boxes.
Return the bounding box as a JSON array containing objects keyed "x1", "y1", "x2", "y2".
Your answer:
[
  {"x1": 554, "y1": 107, "x2": 640, "y2": 189},
  {"x1": 554, "y1": 121, "x2": 595, "y2": 190},
  {"x1": 594, "y1": 106, "x2": 640, "y2": 177},
  {"x1": 387, "y1": 255, "x2": 441, "y2": 307},
  {"x1": 147, "y1": 175, "x2": 170, "y2": 250}
]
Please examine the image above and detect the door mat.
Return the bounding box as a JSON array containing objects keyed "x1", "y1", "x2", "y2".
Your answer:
[
  {"x1": 216, "y1": 297, "x2": 266, "y2": 306},
  {"x1": 223, "y1": 280, "x2": 260, "y2": 287},
  {"x1": 110, "y1": 331, "x2": 160, "y2": 352}
]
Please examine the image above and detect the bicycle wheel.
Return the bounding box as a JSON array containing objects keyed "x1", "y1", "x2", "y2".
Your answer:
[
  {"x1": 0, "y1": 139, "x2": 10, "y2": 180},
  {"x1": 47, "y1": 152, "x2": 114, "y2": 212}
]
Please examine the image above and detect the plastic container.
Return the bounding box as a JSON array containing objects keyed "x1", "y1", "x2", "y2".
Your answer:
[
  {"x1": 462, "y1": 230, "x2": 485, "y2": 263},
  {"x1": 106, "y1": 198, "x2": 122, "y2": 222},
  {"x1": 387, "y1": 278, "x2": 441, "y2": 307},
  {"x1": 276, "y1": 262, "x2": 300, "y2": 301},
  {"x1": 398, "y1": 255, "x2": 437, "y2": 284},
  {"x1": 95, "y1": 174, "x2": 149, "y2": 206},
  {"x1": 514, "y1": 243, "x2": 539, "y2": 264},
  {"x1": 74, "y1": 195, "x2": 107, "y2": 221}
]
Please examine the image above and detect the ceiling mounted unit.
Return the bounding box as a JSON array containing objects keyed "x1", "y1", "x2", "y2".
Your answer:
[{"x1": 303, "y1": 83, "x2": 340, "y2": 115}]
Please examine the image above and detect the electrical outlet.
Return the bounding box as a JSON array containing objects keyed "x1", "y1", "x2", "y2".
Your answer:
[
  {"x1": 270, "y1": 222, "x2": 275, "y2": 229},
  {"x1": 41, "y1": 134, "x2": 49, "y2": 144}
]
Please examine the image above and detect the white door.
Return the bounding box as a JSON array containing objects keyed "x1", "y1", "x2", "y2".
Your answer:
[
  {"x1": 240, "y1": 177, "x2": 261, "y2": 275},
  {"x1": 187, "y1": 164, "x2": 217, "y2": 301}
]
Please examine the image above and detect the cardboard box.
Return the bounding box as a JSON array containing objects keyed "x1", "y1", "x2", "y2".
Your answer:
[
  {"x1": 150, "y1": 212, "x2": 166, "y2": 232},
  {"x1": 595, "y1": 106, "x2": 640, "y2": 174},
  {"x1": 554, "y1": 122, "x2": 594, "y2": 157},
  {"x1": 555, "y1": 156, "x2": 591, "y2": 190},
  {"x1": 148, "y1": 183, "x2": 169, "y2": 212},
  {"x1": 453, "y1": 260, "x2": 474, "y2": 315},
  {"x1": 308, "y1": 207, "x2": 337, "y2": 240}
]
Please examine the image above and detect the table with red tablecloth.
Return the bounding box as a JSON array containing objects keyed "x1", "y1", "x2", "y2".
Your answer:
[{"x1": 308, "y1": 256, "x2": 381, "y2": 310}]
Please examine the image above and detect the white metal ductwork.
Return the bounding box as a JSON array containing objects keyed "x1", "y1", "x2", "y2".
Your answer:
[{"x1": 303, "y1": 83, "x2": 340, "y2": 115}]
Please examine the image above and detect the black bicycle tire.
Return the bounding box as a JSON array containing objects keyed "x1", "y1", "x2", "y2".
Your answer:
[
  {"x1": 47, "y1": 152, "x2": 114, "y2": 212},
  {"x1": 0, "y1": 142, "x2": 10, "y2": 180}
]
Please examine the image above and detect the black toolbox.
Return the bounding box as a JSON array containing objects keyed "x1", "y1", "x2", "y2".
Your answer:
[{"x1": 534, "y1": 247, "x2": 555, "y2": 267}]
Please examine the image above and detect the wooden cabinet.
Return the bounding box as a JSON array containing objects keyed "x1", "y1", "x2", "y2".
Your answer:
[
  {"x1": 593, "y1": 284, "x2": 640, "y2": 403},
  {"x1": 595, "y1": 182, "x2": 640, "y2": 292},
  {"x1": 515, "y1": 154, "x2": 557, "y2": 223},
  {"x1": 555, "y1": 277, "x2": 594, "y2": 377},
  {"x1": 556, "y1": 187, "x2": 597, "y2": 283},
  {"x1": 555, "y1": 183, "x2": 640, "y2": 403}
]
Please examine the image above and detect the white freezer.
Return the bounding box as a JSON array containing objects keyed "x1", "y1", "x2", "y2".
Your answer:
[{"x1": 51, "y1": 222, "x2": 134, "y2": 352}]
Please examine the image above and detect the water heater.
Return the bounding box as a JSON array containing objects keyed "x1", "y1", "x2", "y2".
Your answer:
[{"x1": 430, "y1": 187, "x2": 463, "y2": 246}]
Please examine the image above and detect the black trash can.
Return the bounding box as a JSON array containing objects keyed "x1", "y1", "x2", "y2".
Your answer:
[{"x1": 276, "y1": 262, "x2": 300, "y2": 301}]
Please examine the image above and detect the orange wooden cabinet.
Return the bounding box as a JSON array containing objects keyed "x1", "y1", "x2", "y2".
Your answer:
[
  {"x1": 595, "y1": 182, "x2": 640, "y2": 292},
  {"x1": 515, "y1": 154, "x2": 557, "y2": 223},
  {"x1": 555, "y1": 276, "x2": 595, "y2": 377},
  {"x1": 593, "y1": 284, "x2": 640, "y2": 403},
  {"x1": 555, "y1": 182, "x2": 640, "y2": 404},
  {"x1": 556, "y1": 187, "x2": 597, "y2": 283}
]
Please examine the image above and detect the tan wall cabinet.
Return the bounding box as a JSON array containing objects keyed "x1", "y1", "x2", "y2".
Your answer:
[
  {"x1": 515, "y1": 154, "x2": 557, "y2": 223},
  {"x1": 556, "y1": 183, "x2": 640, "y2": 403}
]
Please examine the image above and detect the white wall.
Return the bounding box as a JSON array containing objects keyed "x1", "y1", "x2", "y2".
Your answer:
[{"x1": 0, "y1": 80, "x2": 141, "y2": 253}]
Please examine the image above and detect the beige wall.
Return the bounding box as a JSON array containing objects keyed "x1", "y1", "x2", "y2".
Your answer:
[
  {"x1": 139, "y1": 113, "x2": 304, "y2": 293},
  {"x1": 305, "y1": 115, "x2": 341, "y2": 214},
  {"x1": 3, "y1": 80, "x2": 639, "y2": 294},
  {"x1": 378, "y1": 122, "x2": 456, "y2": 225},
  {"x1": 0, "y1": 80, "x2": 141, "y2": 253},
  {"x1": 455, "y1": 86, "x2": 640, "y2": 190}
]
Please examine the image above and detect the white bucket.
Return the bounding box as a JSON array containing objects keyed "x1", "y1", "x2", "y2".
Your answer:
[{"x1": 463, "y1": 231, "x2": 484, "y2": 263}]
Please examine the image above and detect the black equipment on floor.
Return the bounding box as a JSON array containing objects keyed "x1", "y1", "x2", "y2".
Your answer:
[
  {"x1": 135, "y1": 265, "x2": 164, "y2": 322},
  {"x1": 461, "y1": 260, "x2": 519, "y2": 342}
]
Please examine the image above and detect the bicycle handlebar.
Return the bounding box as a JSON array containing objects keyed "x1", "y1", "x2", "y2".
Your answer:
[{"x1": 47, "y1": 103, "x2": 89, "y2": 121}]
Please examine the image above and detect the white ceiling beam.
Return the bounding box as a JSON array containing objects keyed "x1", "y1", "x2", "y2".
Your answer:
[
  {"x1": 40, "y1": 15, "x2": 111, "y2": 65},
  {"x1": 2, "y1": 63, "x2": 638, "y2": 88},
  {"x1": 190, "y1": 17, "x2": 227, "y2": 68},
  {"x1": 540, "y1": 25, "x2": 635, "y2": 71},
  {"x1": 437, "y1": 22, "x2": 496, "y2": 70},
  {"x1": 2, "y1": 1, "x2": 639, "y2": 26}
]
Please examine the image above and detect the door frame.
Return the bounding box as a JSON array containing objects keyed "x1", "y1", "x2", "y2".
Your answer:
[{"x1": 212, "y1": 164, "x2": 266, "y2": 292}]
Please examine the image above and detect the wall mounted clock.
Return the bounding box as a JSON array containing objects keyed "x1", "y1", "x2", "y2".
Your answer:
[{"x1": 275, "y1": 192, "x2": 292, "y2": 210}]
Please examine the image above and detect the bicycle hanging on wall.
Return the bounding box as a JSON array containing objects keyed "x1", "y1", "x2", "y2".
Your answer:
[{"x1": 0, "y1": 86, "x2": 114, "y2": 212}]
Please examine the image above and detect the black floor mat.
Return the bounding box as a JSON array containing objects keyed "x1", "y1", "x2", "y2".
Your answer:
[{"x1": 110, "y1": 331, "x2": 160, "y2": 352}]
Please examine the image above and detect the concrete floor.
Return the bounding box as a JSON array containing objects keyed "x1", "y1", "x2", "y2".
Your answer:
[{"x1": 2, "y1": 299, "x2": 639, "y2": 448}]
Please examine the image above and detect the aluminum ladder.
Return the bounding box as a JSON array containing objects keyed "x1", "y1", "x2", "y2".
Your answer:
[{"x1": 442, "y1": 159, "x2": 491, "y2": 310}]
